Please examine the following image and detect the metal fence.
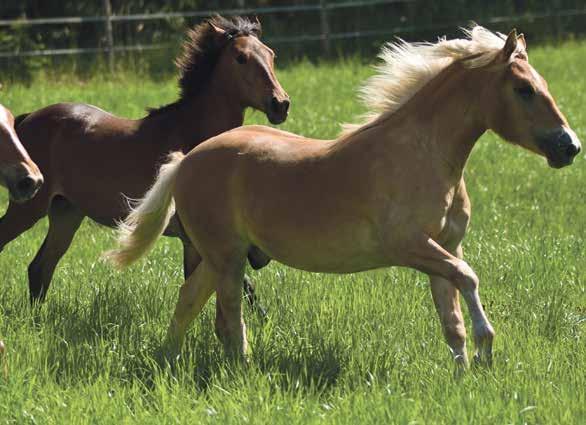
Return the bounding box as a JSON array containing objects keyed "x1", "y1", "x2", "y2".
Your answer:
[{"x1": 1, "y1": 1, "x2": 586, "y2": 62}]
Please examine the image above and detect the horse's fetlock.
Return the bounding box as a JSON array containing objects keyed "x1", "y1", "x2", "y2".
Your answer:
[{"x1": 479, "y1": 323, "x2": 495, "y2": 342}]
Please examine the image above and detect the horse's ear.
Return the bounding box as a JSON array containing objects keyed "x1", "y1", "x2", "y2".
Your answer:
[
  {"x1": 500, "y1": 29, "x2": 518, "y2": 62},
  {"x1": 208, "y1": 21, "x2": 226, "y2": 37},
  {"x1": 517, "y1": 33, "x2": 527, "y2": 51}
]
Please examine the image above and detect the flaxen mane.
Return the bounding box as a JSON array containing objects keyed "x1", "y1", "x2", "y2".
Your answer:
[
  {"x1": 342, "y1": 26, "x2": 527, "y2": 135},
  {"x1": 148, "y1": 15, "x2": 261, "y2": 116}
]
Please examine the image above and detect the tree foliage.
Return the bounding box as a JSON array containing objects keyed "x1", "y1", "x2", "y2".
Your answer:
[{"x1": 1, "y1": 1, "x2": 584, "y2": 80}]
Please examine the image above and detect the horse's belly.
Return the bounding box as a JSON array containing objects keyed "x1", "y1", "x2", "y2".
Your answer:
[
  {"x1": 53, "y1": 144, "x2": 158, "y2": 225},
  {"x1": 58, "y1": 173, "x2": 152, "y2": 226},
  {"x1": 249, "y1": 220, "x2": 390, "y2": 273},
  {"x1": 277, "y1": 251, "x2": 388, "y2": 274},
  {"x1": 262, "y1": 244, "x2": 389, "y2": 273}
]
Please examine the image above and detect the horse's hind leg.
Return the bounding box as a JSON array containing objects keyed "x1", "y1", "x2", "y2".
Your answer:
[
  {"x1": 170, "y1": 246, "x2": 248, "y2": 360},
  {"x1": 430, "y1": 275, "x2": 468, "y2": 370},
  {"x1": 214, "y1": 258, "x2": 248, "y2": 360},
  {"x1": 165, "y1": 250, "x2": 217, "y2": 355},
  {"x1": 28, "y1": 196, "x2": 84, "y2": 303},
  {"x1": 183, "y1": 241, "x2": 267, "y2": 319}
]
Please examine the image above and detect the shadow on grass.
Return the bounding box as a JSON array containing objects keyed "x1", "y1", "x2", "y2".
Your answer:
[{"x1": 31, "y1": 288, "x2": 343, "y2": 395}]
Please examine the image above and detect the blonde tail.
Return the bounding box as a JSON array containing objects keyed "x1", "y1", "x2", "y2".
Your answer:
[{"x1": 103, "y1": 151, "x2": 185, "y2": 268}]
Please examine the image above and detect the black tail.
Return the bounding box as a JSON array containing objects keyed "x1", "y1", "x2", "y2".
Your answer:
[{"x1": 14, "y1": 112, "x2": 31, "y2": 128}]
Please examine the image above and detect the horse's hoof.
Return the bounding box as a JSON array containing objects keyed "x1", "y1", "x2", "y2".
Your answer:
[
  {"x1": 472, "y1": 352, "x2": 493, "y2": 369},
  {"x1": 154, "y1": 338, "x2": 183, "y2": 368},
  {"x1": 227, "y1": 352, "x2": 250, "y2": 368}
]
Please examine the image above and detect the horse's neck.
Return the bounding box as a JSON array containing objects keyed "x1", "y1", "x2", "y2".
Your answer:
[
  {"x1": 143, "y1": 85, "x2": 245, "y2": 153},
  {"x1": 425, "y1": 67, "x2": 486, "y2": 176},
  {"x1": 183, "y1": 92, "x2": 244, "y2": 150},
  {"x1": 357, "y1": 64, "x2": 487, "y2": 181}
]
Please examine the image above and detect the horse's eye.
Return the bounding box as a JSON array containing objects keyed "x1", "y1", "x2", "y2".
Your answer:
[
  {"x1": 515, "y1": 85, "x2": 535, "y2": 100},
  {"x1": 236, "y1": 54, "x2": 247, "y2": 65}
]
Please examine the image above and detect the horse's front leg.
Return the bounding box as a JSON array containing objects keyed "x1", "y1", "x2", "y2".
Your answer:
[
  {"x1": 452, "y1": 246, "x2": 494, "y2": 366},
  {"x1": 407, "y1": 237, "x2": 495, "y2": 367}
]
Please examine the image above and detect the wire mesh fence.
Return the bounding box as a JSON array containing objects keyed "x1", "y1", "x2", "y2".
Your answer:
[
  {"x1": 1, "y1": 1, "x2": 585, "y2": 60},
  {"x1": 0, "y1": 0, "x2": 585, "y2": 83}
]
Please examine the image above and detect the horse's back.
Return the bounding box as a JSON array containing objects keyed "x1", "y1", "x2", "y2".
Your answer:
[
  {"x1": 229, "y1": 125, "x2": 306, "y2": 140},
  {"x1": 18, "y1": 103, "x2": 131, "y2": 140},
  {"x1": 191, "y1": 124, "x2": 328, "y2": 161}
]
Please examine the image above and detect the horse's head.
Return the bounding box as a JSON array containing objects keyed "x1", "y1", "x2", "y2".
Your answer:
[
  {"x1": 483, "y1": 30, "x2": 581, "y2": 168},
  {"x1": 210, "y1": 17, "x2": 290, "y2": 125},
  {"x1": 0, "y1": 105, "x2": 43, "y2": 202}
]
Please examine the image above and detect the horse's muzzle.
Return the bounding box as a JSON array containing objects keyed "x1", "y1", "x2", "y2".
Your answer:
[
  {"x1": 4, "y1": 165, "x2": 44, "y2": 203},
  {"x1": 539, "y1": 127, "x2": 582, "y2": 169},
  {"x1": 266, "y1": 96, "x2": 290, "y2": 125}
]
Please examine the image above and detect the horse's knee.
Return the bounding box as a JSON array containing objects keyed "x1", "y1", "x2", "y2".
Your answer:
[{"x1": 450, "y1": 260, "x2": 479, "y2": 292}]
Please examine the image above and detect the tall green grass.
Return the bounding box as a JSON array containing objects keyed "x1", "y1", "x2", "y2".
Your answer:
[{"x1": 0, "y1": 42, "x2": 584, "y2": 424}]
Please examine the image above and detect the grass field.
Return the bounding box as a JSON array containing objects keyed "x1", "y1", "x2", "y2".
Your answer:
[{"x1": 0, "y1": 39, "x2": 585, "y2": 424}]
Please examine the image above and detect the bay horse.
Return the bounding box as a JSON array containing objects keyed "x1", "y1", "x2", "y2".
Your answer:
[
  {"x1": 0, "y1": 103, "x2": 43, "y2": 202},
  {"x1": 0, "y1": 16, "x2": 289, "y2": 306},
  {"x1": 106, "y1": 27, "x2": 581, "y2": 367}
]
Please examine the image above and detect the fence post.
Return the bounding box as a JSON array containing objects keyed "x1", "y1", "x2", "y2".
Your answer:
[
  {"x1": 102, "y1": 0, "x2": 114, "y2": 72},
  {"x1": 320, "y1": 0, "x2": 331, "y2": 55}
]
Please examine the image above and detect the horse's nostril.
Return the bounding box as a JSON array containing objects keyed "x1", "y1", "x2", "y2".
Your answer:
[
  {"x1": 565, "y1": 143, "x2": 580, "y2": 157},
  {"x1": 271, "y1": 97, "x2": 289, "y2": 115},
  {"x1": 271, "y1": 97, "x2": 279, "y2": 110},
  {"x1": 282, "y1": 99, "x2": 290, "y2": 114},
  {"x1": 16, "y1": 176, "x2": 35, "y2": 194}
]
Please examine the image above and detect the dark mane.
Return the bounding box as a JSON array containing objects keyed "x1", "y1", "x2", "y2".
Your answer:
[{"x1": 147, "y1": 15, "x2": 262, "y2": 117}]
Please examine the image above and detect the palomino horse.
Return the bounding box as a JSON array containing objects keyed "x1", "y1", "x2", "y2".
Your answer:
[
  {"x1": 0, "y1": 16, "x2": 289, "y2": 305},
  {"x1": 0, "y1": 103, "x2": 43, "y2": 202},
  {"x1": 106, "y1": 27, "x2": 581, "y2": 367}
]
